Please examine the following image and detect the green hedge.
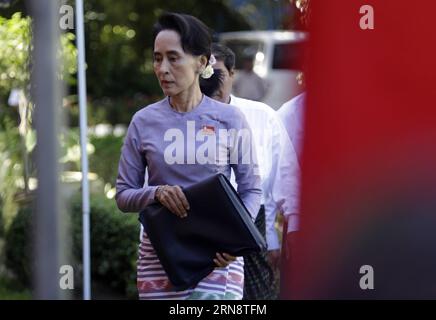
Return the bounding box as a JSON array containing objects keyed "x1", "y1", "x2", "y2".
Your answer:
[
  {"x1": 4, "y1": 194, "x2": 140, "y2": 299},
  {"x1": 4, "y1": 206, "x2": 32, "y2": 286},
  {"x1": 89, "y1": 135, "x2": 124, "y2": 186},
  {"x1": 0, "y1": 198, "x2": 3, "y2": 238},
  {"x1": 71, "y1": 194, "x2": 139, "y2": 298}
]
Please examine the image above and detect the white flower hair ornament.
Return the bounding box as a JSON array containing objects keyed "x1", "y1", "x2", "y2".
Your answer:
[{"x1": 200, "y1": 54, "x2": 216, "y2": 79}]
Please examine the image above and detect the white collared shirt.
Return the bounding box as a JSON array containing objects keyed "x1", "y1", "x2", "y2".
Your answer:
[
  {"x1": 229, "y1": 95, "x2": 301, "y2": 249},
  {"x1": 278, "y1": 92, "x2": 306, "y2": 165},
  {"x1": 277, "y1": 92, "x2": 306, "y2": 233}
]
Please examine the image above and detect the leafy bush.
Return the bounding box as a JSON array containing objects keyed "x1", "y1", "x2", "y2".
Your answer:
[
  {"x1": 0, "y1": 198, "x2": 3, "y2": 238},
  {"x1": 89, "y1": 134, "x2": 124, "y2": 186},
  {"x1": 57, "y1": 129, "x2": 124, "y2": 187},
  {"x1": 4, "y1": 194, "x2": 140, "y2": 299},
  {"x1": 70, "y1": 194, "x2": 140, "y2": 298},
  {"x1": 0, "y1": 276, "x2": 31, "y2": 300},
  {"x1": 4, "y1": 206, "x2": 33, "y2": 286}
]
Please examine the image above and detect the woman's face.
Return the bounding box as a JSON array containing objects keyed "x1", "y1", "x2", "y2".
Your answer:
[{"x1": 153, "y1": 30, "x2": 205, "y2": 97}]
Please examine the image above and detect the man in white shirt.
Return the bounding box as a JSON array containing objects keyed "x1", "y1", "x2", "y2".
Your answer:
[
  {"x1": 277, "y1": 92, "x2": 306, "y2": 165},
  {"x1": 202, "y1": 43, "x2": 301, "y2": 299},
  {"x1": 232, "y1": 55, "x2": 268, "y2": 102},
  {"x1": 277, "y1": 92, "x2": 306, "y2": 298}
]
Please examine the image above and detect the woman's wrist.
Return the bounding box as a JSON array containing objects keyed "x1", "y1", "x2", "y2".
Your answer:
[
  {"x1": 155, "y1": 185, "x2": 169, "y2": 202},
  {"x1": 155, "y1": 185, "x2": 163, "y2": 202}
]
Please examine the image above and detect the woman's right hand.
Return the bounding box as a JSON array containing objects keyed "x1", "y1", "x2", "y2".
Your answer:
[{"x1": 155, "y1": 185, "x2": 190, "y2": 218}]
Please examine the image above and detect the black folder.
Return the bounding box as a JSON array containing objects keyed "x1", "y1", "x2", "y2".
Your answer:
[{"x1": 139, "y1": 173, "x2": 266, "y2": 291}]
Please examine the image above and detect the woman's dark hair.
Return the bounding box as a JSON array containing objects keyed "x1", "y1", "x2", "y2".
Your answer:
[
  {"x1": 200, "y1": 43, "x2": 235, "y2": 97},
  {"x1": 211, "y1": 43, "x2": 236, "y2": 72},
  {"x1": 152, "y1": 12, "x2": 212, "y2": 60},
  {"x1": 199, "y1": 69, "x2": 224, "y2": 97}
]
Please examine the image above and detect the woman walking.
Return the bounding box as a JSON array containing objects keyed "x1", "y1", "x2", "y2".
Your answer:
[{"x1": 116, "y1": 12, "x2": 261, "y2": 300}]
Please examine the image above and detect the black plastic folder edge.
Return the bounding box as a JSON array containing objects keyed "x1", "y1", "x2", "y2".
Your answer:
[{"x1": 218, "y1": 174, "x2": 267, "y2": 251}]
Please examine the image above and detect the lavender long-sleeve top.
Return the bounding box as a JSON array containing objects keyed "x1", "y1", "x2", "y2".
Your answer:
[{"x1": 115, "y1": 95, "x2": 262, "y2": 218}]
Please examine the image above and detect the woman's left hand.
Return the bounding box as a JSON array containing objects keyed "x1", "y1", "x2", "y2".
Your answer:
[{"x1": 214, "y1": 252, "x2": 236, "y2": 268}]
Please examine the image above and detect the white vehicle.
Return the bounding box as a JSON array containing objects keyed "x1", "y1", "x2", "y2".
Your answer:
[{"x1": 219, "y1": 30, "x2": 307, "y2": 110}]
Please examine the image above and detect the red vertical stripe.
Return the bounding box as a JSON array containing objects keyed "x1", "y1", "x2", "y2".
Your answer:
[{"x1": 283, "y1": 0, "x2": 436, "y2": 299}]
